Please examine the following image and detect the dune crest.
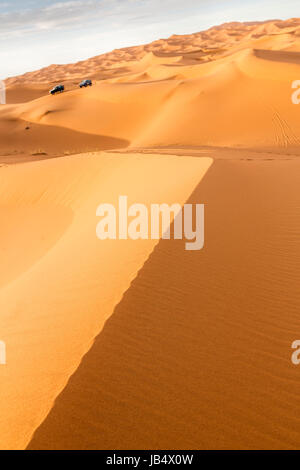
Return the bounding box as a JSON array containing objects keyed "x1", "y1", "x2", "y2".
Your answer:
[
  {"x1": 5, "y1": 18, "x2": 300, "y2": 88},
  {"x1": 1, "y1": 18, "x2": 300, "y2": 451},
  {"x1": 1, "y1": 18, "x2": 300, "y2": 160},
  {"x1": 0, "y1": 152, "x2": 212, "y2": 449}
]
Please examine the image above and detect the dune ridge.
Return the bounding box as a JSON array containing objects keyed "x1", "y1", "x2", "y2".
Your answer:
[
  {"x1": 0, "y1": 152, "x2": 212, "y2": 449},
  {"x1": 1, "y1": 19, "x2": 300, "y2": 160},
  {"x1": 5, "y1": 19, "x2": 300, "y2": 88},
  {"x1": 0, "y1": 18, "x2": 300, "y2": 450},
  {"x1": 27, "y1": 157, "x2": 300, "y2": 450}
]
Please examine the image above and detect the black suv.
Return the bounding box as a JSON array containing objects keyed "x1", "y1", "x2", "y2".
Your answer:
[
  {"x1": 79, "y1": 79, "x2": 92, "y2": 88},
  {"x1": 49, "y1": 85, "x2": 64, "y2": 95}
]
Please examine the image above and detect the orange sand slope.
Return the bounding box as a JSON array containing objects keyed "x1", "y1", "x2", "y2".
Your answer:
[
  {"x1": 1, "y1": 18, "x2": 300, "y2": 159},
  {"x1": 0, "y1": 152, "x2": 212, "y2": 450},
  {"x1": 0, "y1": 18, "x2": 300, "y2": 451},
  {"x1": 27, "y1": 156, "x2": 300, "y2": 450},
  {"x1": 5, "y1": 18, "x2": 300, "y2": 88}
]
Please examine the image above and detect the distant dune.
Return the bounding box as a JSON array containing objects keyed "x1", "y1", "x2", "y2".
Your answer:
[
  {"x1": 5, "y1": 18, "x2": 300, "y2": 88},
  {"x1": 1, "y1": 18, "x2": 300, "y2": 160},
  {"x1": 0, "y1": 19, "x2": 300, "y2": 450}
]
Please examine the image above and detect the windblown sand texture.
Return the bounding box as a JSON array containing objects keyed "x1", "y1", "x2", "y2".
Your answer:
[{"x1": 0, "y1": 19, "x2": 300, "y2": 449}]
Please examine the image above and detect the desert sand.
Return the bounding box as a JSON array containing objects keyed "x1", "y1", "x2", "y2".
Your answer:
[{"x1": 0, "y1": 19, "x2": 300, "y2": 450}]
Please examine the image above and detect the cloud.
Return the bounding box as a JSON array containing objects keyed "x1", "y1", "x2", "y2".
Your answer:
[
  {"x1": 0, "y1": 0, "x2": 203, "y2": 39},
  {"x1": 0, "y1": 0, "x2": 299, "y2": 78},
  {"x1": 0, "y1": 1, "x2": 102, "y2": 37}
]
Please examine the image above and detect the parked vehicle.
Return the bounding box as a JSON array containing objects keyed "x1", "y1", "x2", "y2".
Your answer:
[
  {"x1": 49, "y1": 84, "x2": 64, "y2": 95},
  {"x1": 79, "y1": 79, "x2": 92, "y2": 88}
]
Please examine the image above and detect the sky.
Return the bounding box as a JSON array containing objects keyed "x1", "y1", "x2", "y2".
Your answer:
[{"x1": 0, "y1": 0, "x2": 300, "y2": 78}]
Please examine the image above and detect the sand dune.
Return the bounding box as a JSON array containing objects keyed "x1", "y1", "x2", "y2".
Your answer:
[
  {"x1": 1, "y1": 18, "x2": 300, "y2": 450},
  {"x1": 1, "y1": 18, "x2": 300, "y2": 160},
  {"x1": 0, "y1": 151, "x2": 212, "y2": 450},
  {"x1": 254, "y1": 48, "x2": 300, "y2": 63},
  {"x1": 5, "y1": 18, "x2": 300, "y2": 89},
  {"x1": 28, "y1": 156, "x2": 300, "y2": 450}
]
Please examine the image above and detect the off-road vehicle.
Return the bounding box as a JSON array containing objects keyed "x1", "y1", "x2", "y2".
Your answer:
[
  {"x1": 79, "y1": 79, "x2": 92, "y2": 88},
  {"x1": 49, "y1": 84, "x2": 64, "y2": 95}
]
